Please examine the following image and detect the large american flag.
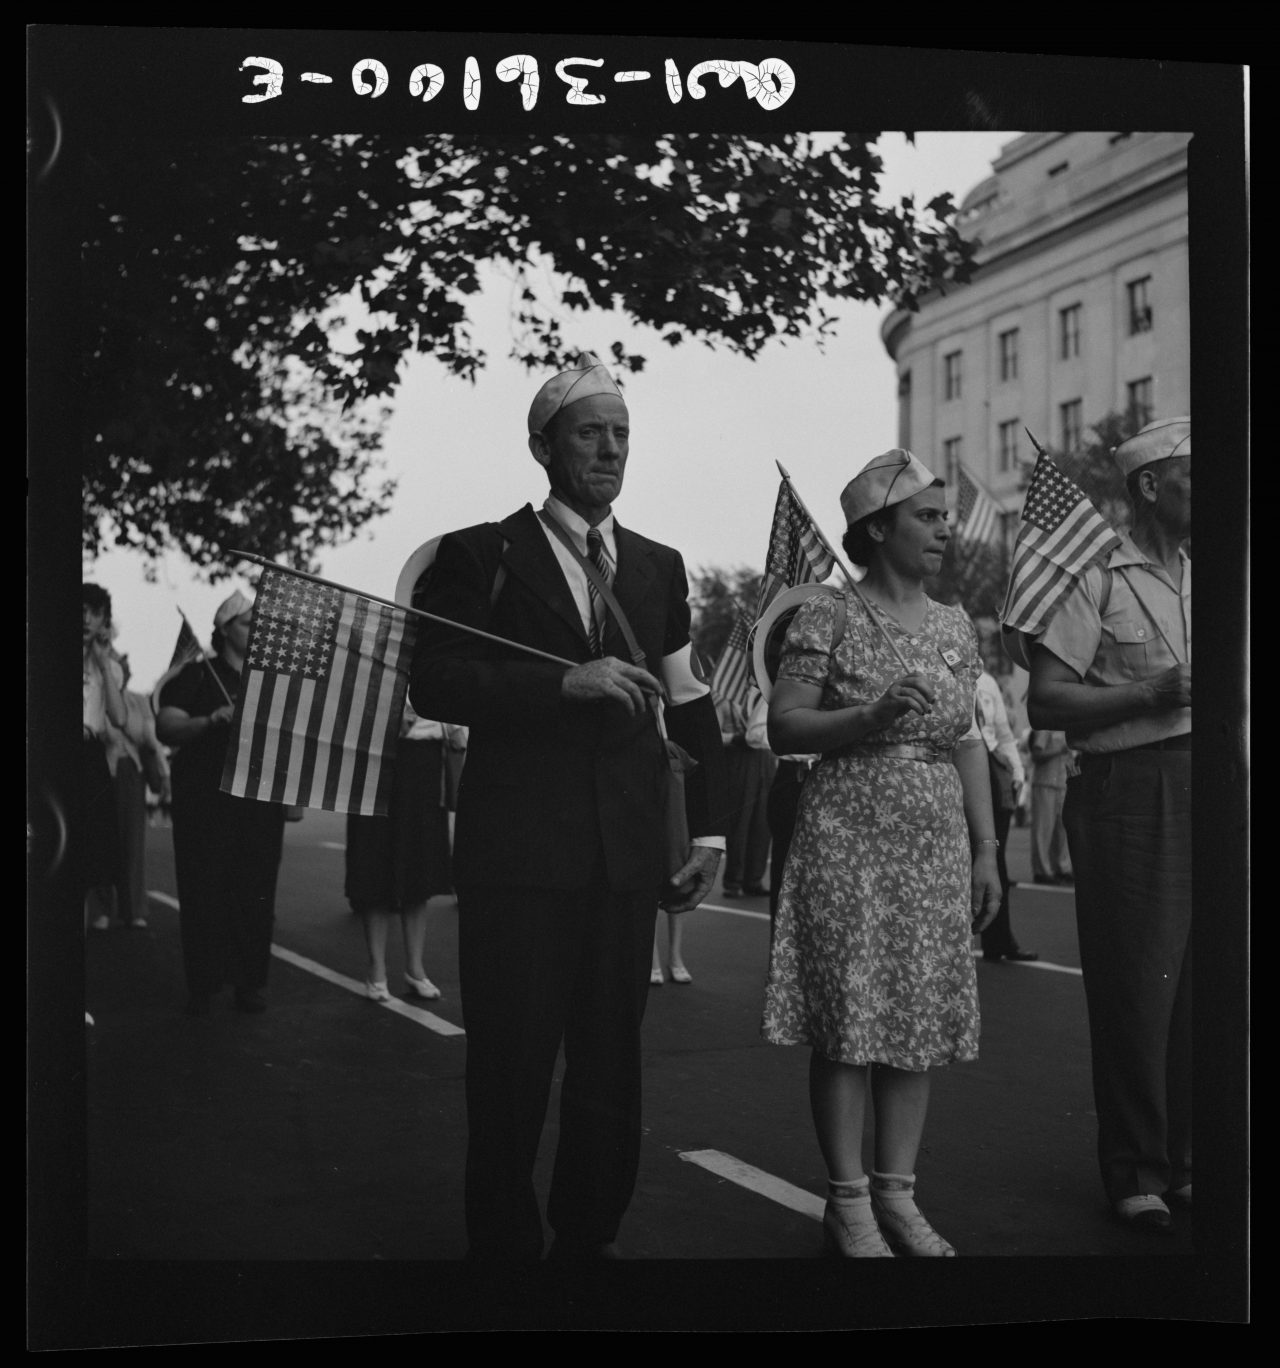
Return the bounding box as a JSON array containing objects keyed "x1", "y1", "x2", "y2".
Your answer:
[
  {"x1": 711, "y1": 480, "x2": 837, "y2": 714},
  {"x1": 1000, "y1": 452, "x2": 1122, "y2": 637},
  {"x1": 955, "y1": 462, "x2": 1001, "y2": 549},
  {"x1": 220, "y1": 565, "x2": 418, "y2": 816}
]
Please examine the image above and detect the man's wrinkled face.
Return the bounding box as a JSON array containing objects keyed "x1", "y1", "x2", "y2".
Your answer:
[{"x1": 530, "y1": 393, "x2": 630, "y2": 521}]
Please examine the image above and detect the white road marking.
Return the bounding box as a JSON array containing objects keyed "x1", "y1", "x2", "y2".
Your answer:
[
  {"x1": 679, "y1": 1149, "x2": 823, "y2": 1220},
  {"x1": 146, "y1": 891, "x2": 466, "y2": 1036},
  {"x1": 701, "y1": 902, "x2": 770, "y2": 921},
  {"x1": 1014, "y1": 881, "x2": 1075, "y2": 895},
  {"x1": 270, "y1": 946, "x2": 466, "y2": 1036}
]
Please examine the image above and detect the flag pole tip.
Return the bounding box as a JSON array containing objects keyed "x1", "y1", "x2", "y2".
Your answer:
[{"x1": 775, "y1": 460, "x2": 791, "y2": 479}]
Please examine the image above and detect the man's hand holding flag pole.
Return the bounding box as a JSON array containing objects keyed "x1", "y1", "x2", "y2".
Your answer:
[{"x1": 217, "y1": 551, "x2": 582, "y2": 820}]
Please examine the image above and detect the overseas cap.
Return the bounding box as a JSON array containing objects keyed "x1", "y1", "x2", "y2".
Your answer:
[
  {"x1": 840, "y1": 449, "x2": 940, "y2": 526},
  {"x1": 528, "y1": 351, "x2": 624, "y2": 435},
  {"x1": 1113, "y1": 416, "x2": 1190, "y2": 476},
  {"x1": 214, "y1": 589, "x2": 254, "y2": 630}
]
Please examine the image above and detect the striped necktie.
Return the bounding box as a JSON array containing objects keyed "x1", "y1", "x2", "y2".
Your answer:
[{"x1": 585, "y1": 527, "x2": 612, "y2": 656}]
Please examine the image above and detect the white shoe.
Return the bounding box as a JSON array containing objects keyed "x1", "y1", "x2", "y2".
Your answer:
[
  {"x1": 365, "y1": 980, "x2": 392, "y2": 1002},
  {"x1": 404, "y1": 973, "x2": 441, "y2": 1001},
  {"x1": 650, "y1": 967, "x2": 665, "y2": 985},
  {"x1": 91, "y1": 915, "x2": 111, "y2": 931},
  {"x1": 870, "y1": 1173, "x2": 956, "y2": 1256}
]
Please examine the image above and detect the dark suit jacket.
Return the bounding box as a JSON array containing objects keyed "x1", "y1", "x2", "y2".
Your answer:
[{"x1": 410, "y1": 504, "x2": 726, "y2": 893}]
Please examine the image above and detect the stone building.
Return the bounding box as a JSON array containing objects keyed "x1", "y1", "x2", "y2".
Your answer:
[{"x1": 881, "y1": 131, "x2": 1191, "y2": 534}]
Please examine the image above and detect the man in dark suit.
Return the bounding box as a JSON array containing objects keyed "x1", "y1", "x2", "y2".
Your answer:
[{"x1": 411, "y1": 353, "x2": 726, "y2": 1262}]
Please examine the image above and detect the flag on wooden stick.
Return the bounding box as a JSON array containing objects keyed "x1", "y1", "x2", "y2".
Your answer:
[
  {"x1": 759, "y1": 479, "x2": 838, "y2": 614},
  {"x1": 168, "y1": 612, "x2": 205, "y2": 672},
  {"x1": 711, "y1": 479, "x2": 839, "y2": 716},
  {"x1": 955, "y1": 462, "x2": 1002, "y2": 549},
  {"x1": 709, "y1": 607, "x2": 752, "y2": 717},
  {"x1": 1000, "y1": 451, "x2": 1122, "y2": 644},
  {"x1": 220, "y1": 564, "x2": 418, "y2": 817},
  {"x1": 151, "y1": 609, "x2": 228, "y2": 715}
]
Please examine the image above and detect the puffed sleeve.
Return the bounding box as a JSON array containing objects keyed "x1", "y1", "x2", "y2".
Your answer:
[{"x1": 776, "y1": 592, "x2": 841, "y2": 688}]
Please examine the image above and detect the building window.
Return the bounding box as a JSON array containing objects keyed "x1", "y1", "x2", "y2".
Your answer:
[
  {"x1": 943, "y1": 351, "x2": 962, "y2": 402},
  {"x1": 1060, "y1": 399, "x2": 1083, "y2": 453},
  {"x1": 998, "y1": 420, "x2": 1020, "y2": 473},
  {"x1": 1058, "y1": 304, "x2": 1081, "y2": 360},
  {"x1": 1127, "y1": 276, "x2": 1153, "y2": 334},
  {"x1": 942, "y1": 436, "x2": 962, "y2": 480},
  {"x1": 998, "y1": 328, "x2": 1019, "y2": 382},
  {"x1": 1127, "y1": 377, "x2": 1154, "y2": 428}
]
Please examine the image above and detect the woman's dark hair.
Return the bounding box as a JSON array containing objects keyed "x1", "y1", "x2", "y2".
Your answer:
[
  {"x1": 842, "y1": 507, "x2": 899, "y2": 568},
  {"x1": 841, "y1": 478, "x2": 947, "y2": 566},
  {"x1": 82, "y1": 582, "x2": 112, "y2": 620},
  {"x1": 211, "y1": 625, "x2": 226, "y2": 657}
]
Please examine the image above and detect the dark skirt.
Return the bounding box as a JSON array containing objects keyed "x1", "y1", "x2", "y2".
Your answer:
[{"x1": 345, "y1": 738, "x2": 452, "y2": 913}]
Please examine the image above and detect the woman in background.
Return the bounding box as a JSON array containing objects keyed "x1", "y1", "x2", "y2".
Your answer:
[
  {"x1": 157, "y1": 591, "x2": 285, "y2": 1015},
  {"x1": 345, "y1": 707, "x2": 456, "y2": 1002}
]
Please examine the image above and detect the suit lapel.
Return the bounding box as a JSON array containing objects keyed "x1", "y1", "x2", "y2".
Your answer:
[
  {"x1": 608, "y1": 523, "x2": 658, "y2": 660},
  {"x1": 497, "y1": 505, "x2": 590, "y2": 649}
]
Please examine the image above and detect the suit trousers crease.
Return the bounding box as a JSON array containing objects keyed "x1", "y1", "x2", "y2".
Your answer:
[
  {"x1": 1064, "y1": 749, "x2": 1192, "y2": 1202},
  {"x1": 458, "y1": 880, "x2": 658, "y2": 1259}
]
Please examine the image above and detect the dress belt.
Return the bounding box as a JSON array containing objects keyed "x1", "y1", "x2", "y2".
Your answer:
[{"x1": 835, "y1": 742, "x2": 955, "y2": 765}]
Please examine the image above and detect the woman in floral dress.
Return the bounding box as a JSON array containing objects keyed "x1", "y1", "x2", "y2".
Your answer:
[{"x1": 763, "y1": 450, "x2": 1002, "y2": 1258}]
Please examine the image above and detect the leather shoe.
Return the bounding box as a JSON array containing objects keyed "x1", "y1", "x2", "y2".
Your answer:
[
  {"x1": 1114, "y1": 1194, "x2": 1174, "y2": 1234},
  {"x1": 1165, "y1": 1183, "x2": 1192, "y2": 1208}
]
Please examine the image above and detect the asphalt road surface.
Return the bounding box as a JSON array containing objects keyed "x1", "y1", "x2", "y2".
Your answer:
[{"x1": 62, "y1": 810, "x2": 1244, "y2": 1339}]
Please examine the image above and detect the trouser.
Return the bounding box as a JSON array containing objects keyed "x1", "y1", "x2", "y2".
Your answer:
[
  {"x1": 1064, "y1": 746, "x2": 1192, "y2": 1203},
  {"x1": 458, "y1": 880, "x2": 658, "y2": 1260},
  {"x1": 171, "y1": 787, "x2": 284, "y2": 997},
  {"x1": 723, "y1": 745, "x2": 777, "y2": 890},
  {"x1": 1030, "y1": 782, "x2": 1071, "y2": 880},
  {"x1": 979, "y1": 800, "x2": 1016, "y2": 955}
]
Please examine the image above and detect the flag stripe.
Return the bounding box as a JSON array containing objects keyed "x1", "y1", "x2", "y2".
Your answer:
[
  {"x1": 713, "y1": 480, "x2": 837, "y2": 714},
  {"x1": 221, "y1": 565, "x2": 417, "y2": 817},
  {"x1": 999, "y1": 452, "x2": 1122, "y2": 640}
]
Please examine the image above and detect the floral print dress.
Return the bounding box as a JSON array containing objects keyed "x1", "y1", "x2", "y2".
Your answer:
[{"x1": 762, "y1": 591, "x2": 982, "y2": 1070}]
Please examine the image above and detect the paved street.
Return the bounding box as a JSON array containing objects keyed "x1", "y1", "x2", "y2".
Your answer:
[{"x1": 68, "y1": 810, "x2": 1241, "y2": 1338}]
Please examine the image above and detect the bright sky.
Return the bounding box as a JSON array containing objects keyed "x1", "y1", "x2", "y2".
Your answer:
[{"x1": 85, "y1": 130, "x2": 1016, "y2": 693}]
